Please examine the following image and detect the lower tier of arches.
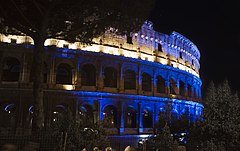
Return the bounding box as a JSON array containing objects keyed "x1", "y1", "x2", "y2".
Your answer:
[{"x1": 0, "y1": 89, "x2": 203, "y2": 135}]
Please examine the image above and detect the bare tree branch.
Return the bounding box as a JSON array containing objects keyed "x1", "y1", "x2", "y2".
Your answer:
[
  {"x1": 32, "y1": 0, "x2": 44, "y2": 17},
  {"x1": 9, "y1": 0, "x2": 38, "y2": 31}
]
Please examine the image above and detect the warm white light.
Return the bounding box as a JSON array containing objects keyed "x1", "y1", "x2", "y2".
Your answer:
[
  {"x1": 63, "y1": 85, "x2": 75, "y2": 90},
  {"x1": 0, "y1": 33, "x2": 200, "y2": 77}
]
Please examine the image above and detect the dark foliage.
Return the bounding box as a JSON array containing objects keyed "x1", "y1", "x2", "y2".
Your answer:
[{"x1": 0, "y1": 0, "x2": 154, "y2": 132}]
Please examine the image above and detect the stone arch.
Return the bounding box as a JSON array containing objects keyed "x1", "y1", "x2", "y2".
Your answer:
[
  {"x1": 169, "y1": 78, "x2": 178, "y2": 95},
  {"x1": 179, "y1": 80, "x2": 185, "y2": 96},
  {"x1": 52, "y1": 104, "x2": 68, "y2": 122},
  {"x1": 26, "y1": 105, "x2": 33, "y2": 128},
  {"x1": 124, "y1": 107, "x2": 137, "y2": 128},
  {"x1": 193, "y1": 87, "x2": 197, "y2": 98},
  {"x1": 1, "y1": 103, "x2": 17, "y2": 128},
  {"x1": 122, "y1": 64, "x2": 138, "y2": 75},
  {"x1": 142, "y1": 72, "x2": 152, "y2": 92},
  {"x1": 103, "y1": 67, "x2": 117, "y2": 88},
  {"x1": 171, "y1": 109, "x2": 179, "y2": 122},
  {"x1": 20, "y1": 105, "x2": 34, "y2": 129},
  {"x1": 56, "y1": 63, "x2": 73, "y2": 84},
  {"x1": 1, "y1": 57, "x2": 21, "y2": 82},
  {"x1": 55, "y1": 59, "x2": 75, "y2": 69},
  {"x1": 81, "y1": 64, "x2": 96, "y2": 86},
  {"x1": 187, "y1": 83, "x2": 193, "y2": 97},
  {"x1": 142, "y1": 107, "x2": 152, "y2": 128},
  {"x1": 103, "y1": 105, "x2": 118, "y2": 128},
  {"x1": 158, "y1": 106, "x2": 167, "y2": 128},
  {"x1": 124, "y1": 70, "x2": 136, "y2": 90},
  {"x1": 156, "y1": 75, "x2": 166, "y2": 93},
  {"x1": 79, "y1": 104, "x2": 94, "y2": 124}
]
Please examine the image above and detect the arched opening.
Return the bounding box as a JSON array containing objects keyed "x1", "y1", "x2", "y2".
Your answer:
[
  {"x1": 171, "y1": 110, "x2": 179, "y2": 123},
  {"x1": 2, "y1": 103, "x2": 17, "y2": 128},
  {"x1": 193, "y1": 87, "x2": 197, "y2": 98},
  {"x1": 124, "y1": 70, "x2": 136, "y2": 90},
  {"x1": 188, "y1": 84, "x2": 192, "y2": 97},
  {"x1": 23, "y1": 105, "x2": 33, "y2": 128},
  {"x1": 1, "y1": 57, "x2": 20, "y2": 82},
  {"x1": 52, "y1": 104, "x2": 67, "y2": 122},
  {"x1": 124, "y1": 107, "x2": 137, "y2": 128},
  {"x1": 104, "y1": 67, "x2": 117, "y2": 88},
  {"x1": 30, "y1": 62, "x2": 48, "y2": 83},
  {"x1": 81, "y1": 64, "x2": 96, "y2": 86},
  {"x1": 179, "y1": 80, "x2": 185, "y2": 96},
  {"x1": 158, "y1": 107, "x2": 167, "y2": 129},
  {"x1": 142, "y1": 72, "x2": 152, "y2": 92},
  {"x1": 103, "y1": 105, "x2": 118, "y2": 128},
  {"x1": 170, "y1": 78, "x2": 177, "y2": 95},
  {"x1": 56, "y1": 63, "x2": 72, "y2": 84},
  {"x1": 157, "y1": 75, "x2": 166, "y2": 93},
  {"x1": 142, "y1": 108, "x2": 152, "y2": 128},
  {"x1": 79, "y1": 104, "x2": 94, "y2": 124}
]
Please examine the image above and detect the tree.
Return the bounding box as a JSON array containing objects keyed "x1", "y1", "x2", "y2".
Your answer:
[
  {"x1": 187, "y1": 80, "x2": 240, "y2": 150},
  {"x1": 149, "y1": 125, "x2": 178, "y2": 151},
  {"x1": 50, "y1": 109, "x2": 109, "y2": 151},
  {"x1": 0, "y1": 0, "x2": 154, "y2": 132}
]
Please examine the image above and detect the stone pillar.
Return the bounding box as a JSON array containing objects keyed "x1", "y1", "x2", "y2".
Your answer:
[
  {"x1": 137, "y1": 65, "x2": 141, "y2": 94},
  {"x1": 118, "y1": 101, "x2": 124, "y2": 134},
  {"x1": 153, "y1": 76, "x2": 157, "y2": 96},
  {"x1": 176, "y1": 81, "x2": 180, "y2": 95},
  {"x1": 93, "y1": 100, "x2": 100, "y2": 124},
  {"x1": 0, "y1": 52, "x2": 3, "y2": 80},
  {"x1": 184, "y1": 84, "x2": 188, "y2": 98},
  {"x1": 97, "y1": 61, "x2": 103, "y2": 90},
  {"x1": 118, "y1": 63, "x2": 124, "y2": 93},
  {"x1": 16, "y1": 94, "x2": 23, "y2": 134},
  {"x1": 71, "y1": 68, "x2": 76, "y2": 85},
  {"x1": 153, "y1": 103, "x2": 158, "y2": 133},
  {"x1": 138, "y1": 103, "x2": 143, "y2": 133},
  {"x1": 49, "y1": 56, "x2": 56, "y2": 84},
  {"x1": 199, "y1": 86, "x2": 202, "y2": 99},
  {"x1": 20, "y1": 53, "x2": 28, "y2": 83},
  {"x1": 154, "y1": 41, "x2": 158, "y2": 62},
  {"x1": 151, "y1": 76, "x2": 155, "y2": 96},
  {"x1": 165, "y1": 80, "x2": 170, "y2": 96},
  {"x1": 76, "y1": 59, "x2": 81, "y2": 87}
]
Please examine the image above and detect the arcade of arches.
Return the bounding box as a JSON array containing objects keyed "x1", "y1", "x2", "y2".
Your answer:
[{"x1": 0, "y1": 47, "x2": 202, "y2": 135}]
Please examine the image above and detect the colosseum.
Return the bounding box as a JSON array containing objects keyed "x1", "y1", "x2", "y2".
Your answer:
[{"x1": 0, "y1": 21, "x2": 203, "y2": 149}]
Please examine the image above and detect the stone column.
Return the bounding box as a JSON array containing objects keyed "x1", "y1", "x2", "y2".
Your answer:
[
  {"x1": 137, "y1": 64, "x2": 141, "y2": 94},
  {"x1": 118, "y1": 101, "x2": 124, "y2": 134},
  {"x1": 153, "y1": 76, "x2": 157, "y2": 96},
  {"x1": 184, "y1": 83, "x2": 188, "y2": 98},
  {"x1": 152, "y1": 76, "x2": 155, "y2": 96},
  {"x1": 138, "y1": 103, "x2": 143, "y2": 133},
  {"x1": 16, "y1": 94, "x2": 23, "y2": 134},
  {"x1": 75, "y1": 59, "x2": 81, "y2": 88},
  {"x1": 165, "y1": 80, "x2": 170, "y2": 96},
  {"x1": 96, "y1": 61, "x2": 103, "y2": 90},
  {"x1": 19, "y1": 53, "x2": 28, "y2": 83},
  {"x1": 44, "y1": 95, "x2": 52, "y2": 129},
  {"x1": 0, "y1": 52, "x2": 3, "y2": 81},
  {"x1": 153, "y1": 103, "x2": 158, "y2": 133},
  {"x1": 49, "y1": 56, "x2": 56, "y2": 84},
  {"x1": 176, "y1": 81, "x2": 180, "y2": 95},
  {"x1": 93, "y1": 100, "x2": 100, "y2": 124},
  {"x1": 118, "y1": 63, "x2": 124, "y2": 93}
]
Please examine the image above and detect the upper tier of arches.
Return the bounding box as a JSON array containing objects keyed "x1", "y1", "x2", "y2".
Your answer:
[
  {"x1": 0, "y1": 45, "x2": 202, "y2": 102},
  {"x1": 0, "y1": 21, "x2": 201, "y2": 77}
]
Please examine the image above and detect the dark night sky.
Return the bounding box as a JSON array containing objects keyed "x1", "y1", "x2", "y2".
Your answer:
[{"x1": 149, "y1": 0, "x2": 240, "y2": 94}]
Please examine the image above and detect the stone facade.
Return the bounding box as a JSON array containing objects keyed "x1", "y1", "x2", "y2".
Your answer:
[{"x1": 0, "y1": 21, "x2": 203, "y2": 136}]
